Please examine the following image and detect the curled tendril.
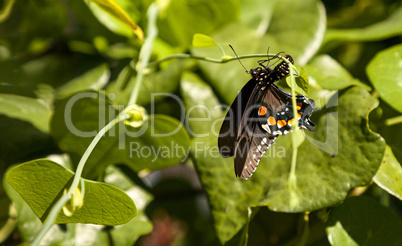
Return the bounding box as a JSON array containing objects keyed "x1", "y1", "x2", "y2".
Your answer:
[{"x1": 123, "y1": 104, "x2": 148, "y2": 128}]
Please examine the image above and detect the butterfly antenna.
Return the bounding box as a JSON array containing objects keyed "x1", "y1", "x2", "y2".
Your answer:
[
  {"x1": 265, "y1": 47, "x2": 271, "y2": 67},
  {"x1": 269, "y1": 51, "x2": 286, "y2": 67},
  {"x1": 229, "y1": 44, "x2": 248, "y2": 73}
]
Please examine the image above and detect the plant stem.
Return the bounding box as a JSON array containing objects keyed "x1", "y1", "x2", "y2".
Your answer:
[
  {"x1": 33, "y1": 4, "x2": 161, "y2": 243},
  {"x1": 128, "y1": 3, "x2": 159, "y2": 106},
  {"x1": 385, "y1": 115, "x2": 402, "y2": 126},
  {"x1": 31, "y1": 113, "x2": 127, "y2": 246},
  {"x1": 287, "y1": 57, "x2": 299, "y2": 206},
  {"x1": 147, "y1": 53, "x2": 274, "y2": 68}
]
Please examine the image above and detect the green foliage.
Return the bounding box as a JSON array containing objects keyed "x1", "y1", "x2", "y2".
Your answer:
[
  {"x1": 0, "y1": 0, "x2": 401, "y2": 245},
  {"x1": 5, "y1": 159, "x2": 136, "y2": 225},
  {"x1": 374, "y1": 146, "x2": 402, "y2": 200},
  {"x1": 326, "y1": 196, "x2": 402, "y2": 245},
  {"x1": 367, "y1": 44, "x2": 402, "y2": 113},
  {"x1": 50, "y1": 92, "x2": 190, "y2": 179}
]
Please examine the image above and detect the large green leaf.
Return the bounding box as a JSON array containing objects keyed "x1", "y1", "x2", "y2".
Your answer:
[
  {"x1": 373, "y1": 145, "x2": 402, "y2": 200},
  {"x1": 367, "y1": 44, "x2": 402, "y2": 113},
  {"x1": 55, "y1": 63, "x2": 110, "y2": 100},
  {"x1": 5, "y1": 159, "x2": 136, "y2": 225},
  {"x1": 190, "y1": 86, "x2": 385, "y2": 243},
  {"x1": 192, "y1": 0, "x2": 325, "y2": 104},
  {"x1": 0, "y1": 93, "x2": 51, "y2": 133},
  {"x1": 305, "y1": 55, "x2": 369, "y2": 90},
  {"x1": 180, "y1": 72, "x2": 222, "y2": 137},
  {"x1": 50, "y1": 91, "x2": 190, "y2": 179},
  {"x1": 3, "y1": 160, "x2": 151, "y2": 245},
  {"x1": 157, "y1": 0, "x2": 239, "y2": 47},
  {"x1": 326, "y1": 196, "x2": 402, "y2": 246},
  {"x1": 324, "y1": 6, "x2": 402, "y2": 45}
]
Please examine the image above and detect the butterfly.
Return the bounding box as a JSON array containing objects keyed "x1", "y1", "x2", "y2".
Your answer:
[{"x1": 218, "y1": 52, "x2": 315, "y2": 179}]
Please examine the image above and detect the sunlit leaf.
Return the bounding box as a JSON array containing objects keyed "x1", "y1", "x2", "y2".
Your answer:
[
  {"x1": 367, "y1": 44, "x2": 402, "y2": 113},
  {"x1": 56, "y1": 63, "x2": 110, "y2": 100},
  {"x1": 374, "y1": 145, "x2": 402, "y2": 200},
  {"x1": 85, "y1": 0, "x2": 143, "y2": 41},
  {"x1": 5, "y1": 159, "x2": 137, "y2": 225},
  {"x1": 305, "y1": 54, "x2": 369, "y2": 90},
  {"x1": 192, "y1": 34, "x2": 217, "y2": 47},
  {"x1": 0, "y1": 94, "x2": 50, "y2": 132}
]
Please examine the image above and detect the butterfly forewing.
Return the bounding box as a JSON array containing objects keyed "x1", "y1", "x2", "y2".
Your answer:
[{"x1": 218, "y1": 78, "x2": 260, "y2": 157}]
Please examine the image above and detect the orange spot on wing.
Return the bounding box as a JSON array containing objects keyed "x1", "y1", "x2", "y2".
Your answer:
[
  {"x1": 297, "y1": 113, "x2": 302, "y2": 119},
  {"x1": 277, "y1": 120, "x2": 287, "y2": 128},
  {"x1": 296, "y1": 102, "x2": 302, "y2": 110},
  {"x1": 288, "y1": 119, "x2": 294, "y2": 126},
  {"x1": 258, "y1": 106, "x2": 267, "y2": 116},
  {"x1": 268, "y1": 116, "x2": 276, "y2": 125}
]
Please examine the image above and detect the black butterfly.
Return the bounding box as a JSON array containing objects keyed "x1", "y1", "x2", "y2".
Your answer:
[{"x1": 218, "y1": 53, "x2": 315, "y2": 179}]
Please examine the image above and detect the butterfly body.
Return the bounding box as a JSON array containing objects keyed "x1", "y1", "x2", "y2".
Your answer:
[{"x1": 218, "y1": 54, "x2": 315, "y2": 179}]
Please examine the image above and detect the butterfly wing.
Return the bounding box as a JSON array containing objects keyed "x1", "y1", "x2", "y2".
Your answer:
[
  {"x1": 233, "y1": 83, "x2": 290, "y2": 179},
  {"x1": 218, "y1": 78, "x2": 257, "y2": 157},
  {"x1": 263, "y1": 83, "x2": 291, "y2": 111},
  {"x1": 234, "y1": 121, "x2": 277, "y2": 179}
]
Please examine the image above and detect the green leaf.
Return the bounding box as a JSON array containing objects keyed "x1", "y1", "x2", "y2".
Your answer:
[
  {"x1": 157, "y1": 0, "x2": 239, "y2": 47},
  {"x1": 299, "y1": 67, "x2": 310, "y2": 93},
  {"x1": 326, "y1": 196, "x2": 402, "y2": 246},
  {"x1": 3, "y1": 160, "x2": 151, "y2": 244},
  {"x1": 5, "y1": 159, "x2": 136, "y2": 225},
  {"x1": 56, "y1": 64, "x2": 110, "y2": 100},
  {"x1": 124, "y1": 114, "x2": 191, "y2": 171},
  {"x1": 180, "y1": 72, "x2": 222, "y2": 137},
  {"x1": 247, "y1": 207, "x2": 303, "y2": 246},
  {"x1": 367, "y1": 44, "x2": 402, "y2": 113},
  {"x1": 324, "y1": 6, "x2": 402, "y2": 44},
  {"x1": 0, "y1": 94, "x2": 51, "y2": 132},
  {"x1": 370, "y1": 101, "x2": 402, "y2": 166},
  {"x1": 50, "y1": 92, "x2": 190, "y2": 179},
  {"x1": 85, "y1": 0, "x2": 143, "y2": 41},
  {"x1": 192, "y1": 0, "x2": 326, "y2": 104},
  {"x1": 192, "y1": 33, "x2": 217, "y2": 47},
  {"x1": 373, "y1": 145, "x2": 402, "y2": 200},
  {"x1": 190, "y1": 86, "x2": 385, "y2": 243},
  {"x1": 305, "y1": 55, "x2": 369, "y2": 90},
  {"x1": 0, "y1": 0, "x2": 16, "y2": 23},
  {"x1": 102, "y1": 166, "x2": 153, "y2": 244},
  {"x1": 285, "y1": 73, "x2": 308, "y2": 95}
]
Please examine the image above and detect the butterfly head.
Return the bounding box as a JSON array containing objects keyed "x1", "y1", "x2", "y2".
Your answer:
[
  {"x1": 249, "y1": 66, "x2": 272, "y2": 82},
  {"x1": 282, "y1": 54, "x2": 294, "y2": 64}
]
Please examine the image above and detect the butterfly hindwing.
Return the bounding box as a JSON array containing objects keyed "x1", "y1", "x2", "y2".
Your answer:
[{"x1": 234, "y1": 120, "x2": 277, "y2": 179}]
